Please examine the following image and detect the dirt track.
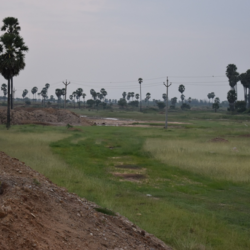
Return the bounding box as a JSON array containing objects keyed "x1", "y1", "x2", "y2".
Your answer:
[{"x1": 0, "y1": 151, "x2": 172, "y2": 250}]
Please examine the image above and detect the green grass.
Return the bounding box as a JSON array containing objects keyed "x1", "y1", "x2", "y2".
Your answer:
[{"x1": 1, "y1": 111, "x2": 250, "y2": 250}]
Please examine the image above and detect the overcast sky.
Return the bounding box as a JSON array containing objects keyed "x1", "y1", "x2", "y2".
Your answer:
[{"x1": 1, "y1": 0, "x2": 250, "y2": 102}]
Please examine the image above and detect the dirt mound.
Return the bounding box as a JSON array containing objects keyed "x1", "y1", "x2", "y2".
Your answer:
[
  {"x1": 0, "y1": 108, "x2": 92, "y2": 126},
  {"x1": 0, "y1": 152, "x2": 171, "y2": 250},
  {"x1": 209, "y1": 137, "x2": 229, "y2": 143}
]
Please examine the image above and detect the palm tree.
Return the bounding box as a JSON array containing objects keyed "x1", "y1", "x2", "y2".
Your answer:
[
  {"x1": 207, "y1": 93, "x2": 211, "y2": 103},
  {"x1": 226, "y1": 64, "x2": 240, "y2": 93},
  {"x1": 0, "y1": 26, "x2": 28, "y2": 128},
  {"x1": 40, "y1": 87, "x2": 47, "y2": 107},
  {"x1": 1, "y1": 83, "x2": 7, "y2": 101},
  {"x1": 240, "y1": 70, "x2": 250, "y2": 108},
  {"x1": 22, "y1": 89, "x2": 28, "y2": 99},
  {"x1": 122, "y1": 91, "x2": 126, "y2": 99},
  {"x1": 72, "y1": 91, "x2": 77, "y2": 109},
  {"x1": 76, "y1": 88, "x2": 83, "y2": 108},
  {"x1": 188, "y1": 97, "x2": 192, "y2": 104},
  {"x1": 31, "y1": 87, "x2": 38, "y2": 101},
  {"x1": 227, "y1": 89, "x2": 237, "y2": 112},
  {"x1": 45, "y1": 83, "x2": 50, "y2": 98},
  {"x1": 90, "y1": 89, "x2": 97, "y2": 100},
  {"x1": 100, "y1": 88, "x2": 107, "y2": 101},
  {"x1": 1, "y1": 17, "x2": 27, "y2": 111},
  {"x1": 82, "y1": 93, "x2": 86, "y2": 107},
  {"x1": 55, "y1": 88, "x2": 63, "y2": 108},
  {"x1": 138, "y1": 78, "x2": 143, "y2": 111},
  {"x1": 162, "y1": 93, "x2": 167, "y2": 103},
  {"x1": 210, "y1": 92, "x2": 215, "y2": 102},
  {"x1": 131, "y1": 92, "x2": 135, "y2": 100},
  {"x1": 178, "y1": 85, "x2": 185, "y2": 104},
  {"x1": 146, "y1": 92, "x2": 151, "y2": 106},
  {"x1": 135, "y1": 93, "x2": 139, "y2": 101}
]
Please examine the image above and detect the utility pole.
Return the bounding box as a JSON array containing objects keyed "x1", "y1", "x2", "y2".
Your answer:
[
  {"x1": 163, "y1": 77, "x2": 171, "y2": 129},
  {"x1": 62, "y1": 80, "x2": 70, "y2": 109}
]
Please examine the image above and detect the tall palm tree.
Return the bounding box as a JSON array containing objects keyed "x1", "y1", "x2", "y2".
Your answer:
[
  {"x1": 82, "y1": 93, "x2": 86, "y2": 107},
  {"x1": 240, "y1": 70, "x2": 250, "y2": 108},
  {"x1": 227, "y1": 89, "x2": 237, "y2": 112},
  {"x1": 40, "y1": 87, "x2": 47, "y2": 107},
  {"x1": 138, "y1": 78, "x2": 143, "y2": 111},
  {"x1": 178, "y1": 85, "x2": 185, "y2": 104},
  {"x1": 0, "y1": 31, "x2": 28, "y2": 128},
  {"x1": 162, "y1": 93, "x2": 167, "y2": 103},
  {"x1": 55, "y1": 88, "x2": 63, "y2": 108},
  {"x1": 207, "y1": 93, "x2": 211, "y2": 103},
  {"x1": 90, "y1": 89, "x2": 97, "y2": 100},
  {"x1": 226, "y1": 64, "x2": 240, "y2": 93},
  {"x1": 135, "y1": 93, "x2": 139, "y2": 101},
  {"x1": 31, "y1": 86, "x2": 38, "y2": 101},
  {"x1": 1, "y1": 17, "x2": 27, "y2": 110},
  {"x1": 131, "y1": 92, "x2": 135, "y2": 100},
  {"x1": 210, "y1": 92, "x2": 215, "y2": 102}
]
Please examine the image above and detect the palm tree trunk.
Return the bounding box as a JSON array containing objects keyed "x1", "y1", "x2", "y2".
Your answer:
[
  {"x1": 7, "y1": 78, "x2": 11, "y2": 129},
  {"x1": 11, "y1": 76, "x2": 13, "y2": 109}
]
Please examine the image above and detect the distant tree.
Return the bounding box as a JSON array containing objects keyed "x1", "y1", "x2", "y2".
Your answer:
[
  {"x1": 130, "y1": 92, "x2": 135, "y2": 100},
  {"x1": 181, "y1": 103, "x2": 190, "y2": 110},
  {"x1": 170, "y1": 97, "x2": 177, "y2": 109},
  {"x1": 135, "y1": 93, "x2": 139, "y2": 100},
  {"x1": 212, "y1": 97, "x2": 220, "y2": 112},
  {"x1": 82, "y1": 93, "x2": 86, "y2": 106},
  {"x1": 40, "y1": 87, "x2": 47, "y2": 106},
  {"x1": 157, "y1": 101, "x2": 166, "y2": 110},
  {"x1": 235, "y1": 101, "x2": 246, "y2": 113},
  {"x1": 55, "y1": 88, "x2": 63, "y2": 107},
  {"x1": 210, "y1": 92, "x2": 215, "y2": 102},
  {"x1": 226, "y1": 64, "x2": 240, "y2": 92},
  {"x1": 90, "y1": 89, "x2": 97, "y2": 100},
  {"x1": 22, "y1": 89, "x2": 28, "y2": 99},
  {"x1": 122, "y1": 91, "x2": 126, "y2": 99},
  {"x1": 188, "y1": 97, "x2": 192, "y2": 104},
  {"x1": 146, "y1": 92, "x2": 151, "y2": 106},
  {"x1": 76, "y1": 88, "x2": 83, "y2": 108},
  {"x1": 162, "y1": 93, "x2": 167, "y2": 103},
  {"x1": 127, "y1": 93, "x2": 131, "y2": 102},
  {"x1": 178, "y1": 85, "x2": 185, "y2": 103},
  {"x1": 181, "y1": 94, "x2": 185, "y2": 103},
  {"x1": 227, "y1": 89, "x2": 237, "y2": 112},
  {"x1": 100, "y1": 88, "x2": 107, "y2": 100},
  {"x1": 207, "y1": 93, "x2": 211, "y2": 103},
  {"x1": 118, "y1": 98, "x2": 127, "y2": 109},
  {"x1": 240, "y1": 70, "x2": 250, "y2": 109},
  {"x1": 138, "y1": 78, "x2": 143, "y2": 111},
  {"x1": 86, "y1": 99, "x2": 95, "y2": 108},
  {"x1": 1, "y1": 83, "x2": 7, "y2": 101},
  {"x1": 31, "y1": 87, "x2": 38, "y2": 101},
  {"x1": 128, "y1": 100, "x2": 139, "y2": 107}
]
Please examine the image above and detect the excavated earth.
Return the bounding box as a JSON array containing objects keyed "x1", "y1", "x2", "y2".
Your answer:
[
  {"x1": 0, "y1": 151, "x2": 172, "y2": 250},
  {"x1": 0, "y1": 108, "x2": 93, "y2": 126}
]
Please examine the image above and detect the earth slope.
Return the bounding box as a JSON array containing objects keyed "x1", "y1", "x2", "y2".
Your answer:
[{"x1": 0, "y1": 151, "x2": 171, "y2": 250}]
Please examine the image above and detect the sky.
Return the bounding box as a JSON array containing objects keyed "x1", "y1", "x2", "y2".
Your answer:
[{"x1": 1, "y1": 0, "x2": 250, "y2": 102}]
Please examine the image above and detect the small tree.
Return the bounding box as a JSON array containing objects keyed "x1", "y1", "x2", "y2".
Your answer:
[
  {"x1": 212, "y1": 97, "x2": 220, "y2": 112},
  {"x1": 170, "y1": 97, "x2": 177, "y2": 109},
  {"x1": 118, "y1": 98, "x2": 127, "y2": 109},
  {"x1": 178, "y1": 84, "x2": 185, "y2": 104},
  {"x1": 227, "y1": 89, "x2": 237, "y2": 112},
  {"x1": 157, "y1": 101, "x2": 166, "y2": 110}
]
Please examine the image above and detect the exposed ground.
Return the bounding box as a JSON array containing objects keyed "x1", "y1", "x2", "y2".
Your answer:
[
  {"x1": 0, "y1": 107, "x2": 93, "y2": 126},
  {"x1": 0, "y1": 151, "x2": 171, "y2": 250}
]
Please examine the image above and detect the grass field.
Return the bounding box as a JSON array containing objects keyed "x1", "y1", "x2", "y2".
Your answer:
[{"x1": 0, "y1": 109, "x2": 250, "y2": 250}]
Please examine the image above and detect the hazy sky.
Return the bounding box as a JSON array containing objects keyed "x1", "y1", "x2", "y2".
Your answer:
[{"x1": 1, "y1": 0, "x2": 250, "y2": 102}]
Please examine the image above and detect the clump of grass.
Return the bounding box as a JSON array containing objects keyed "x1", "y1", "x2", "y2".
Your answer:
[
  {"x1": 33, "y1": 178, "x2": 40, "y2": 186},
  {"x1": 94, "y1": 207, "x2": 116, "y2": 216}
]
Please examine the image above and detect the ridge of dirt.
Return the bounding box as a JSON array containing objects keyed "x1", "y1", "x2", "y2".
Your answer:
[
  {"x1": 0, "y1": 151, "x2": 172, "y2": 250},
  {"x1": 0, "y1": 108, "x2": 93, "y2": 126}
]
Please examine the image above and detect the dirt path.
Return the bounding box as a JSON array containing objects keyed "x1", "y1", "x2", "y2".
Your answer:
[{"x1": 0, "y1": 151, "x2": 172, "y2": 250}]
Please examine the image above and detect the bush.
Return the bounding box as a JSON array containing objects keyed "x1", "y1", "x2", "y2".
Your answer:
[
  {"x1": 128, "y1": 100, "x2": 139, "y2": 107},
  {"x1": 156, "y1": 101, "x2": 166, "y2": 110},
  {"x1": 181, "y1": 103, "x2": 190, "y2": 110},
  {"x1": 235, "y1": 101, "x2": 246, "y2": 113},
  {"x1": 25, "y1": 100, "x2": 31, "y2": 106},
  {"x1": 118, "y1": 98, "x2": 127, "y2": 108}
]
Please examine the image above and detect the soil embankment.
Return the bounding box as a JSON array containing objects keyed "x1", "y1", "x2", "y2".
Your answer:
[
  {"x1": 0, "y1": 151, "x2": 171, "y2": 250},
  {"x1": 0, "y1": 108, "x2": 92, "y2": 126}
]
